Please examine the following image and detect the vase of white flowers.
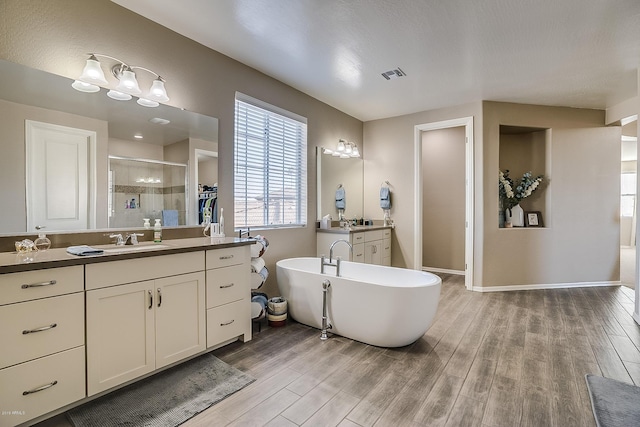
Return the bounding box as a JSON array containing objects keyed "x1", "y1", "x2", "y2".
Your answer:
[{"x1": 499, "y1": 170, "x2": 543, "y2": 227}]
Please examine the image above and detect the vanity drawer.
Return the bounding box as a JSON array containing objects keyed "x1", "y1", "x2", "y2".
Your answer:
[
  {"x1": 352, "y1": 243, "x2": 365, "y2": 263},
  {"x1": 351, "y1": 232, "x2": 365, "y2": 245},
  {"x1": 0, "y1": 346, "x2": 85, "y2": 427},
  {"x1": 86, "y1": 252, "x2": 204, "y2": 290},
  {"x1": 0, "y1": 293, "x2": 85, "y2": 370},
  {"x1": 207, "y1": 300, "x2": 248, "y2": 347},
  {"x1": 0, "y1": 266, "x2": 83, "y2": 306},
  {"x1": 382, "y1": 228, "x2": 392, "y2": 239},
  {"x1": 364, "y1": 230, "x2": 384, "y2": 242},
  {"x1": 383, "y1": 238, "x2": 391, "y2": 258},
  {"x1": 206, "y1": 246, "x2": 249, "y2": 270},
  {"x1": 206, "y1": 264, "x2": 249, "y2": 308}
]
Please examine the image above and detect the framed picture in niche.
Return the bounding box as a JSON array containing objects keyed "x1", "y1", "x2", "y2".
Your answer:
[{"x1": 525, "y1": 211, "x2": 544, "y2": 227}]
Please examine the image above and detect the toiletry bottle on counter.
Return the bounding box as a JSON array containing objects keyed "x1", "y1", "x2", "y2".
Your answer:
[
  {"x1": 219, "y1": 208, "x2": 225, "y2": 237},
  {"x1": 34, "y1": 233, "x2": 51, "y2": 251},
  {"x1": 154, "y1": 219, "x2": 162, "y2": 242}
]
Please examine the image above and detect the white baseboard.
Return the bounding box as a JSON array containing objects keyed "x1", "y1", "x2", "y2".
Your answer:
[
  {"x1": 472, "y1": 281, "x2": 620, "y2": 292},
  {"x1": 422, "y1": 267, "x2": 465, "y2": 276},
  {"x1": 633, "y1": 311, "x2": 640, "y2": 326}
]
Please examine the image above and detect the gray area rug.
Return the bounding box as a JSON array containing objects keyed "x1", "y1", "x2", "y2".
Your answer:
[
  {"x1": 585, "y1": 374, "x2": 640, "y2": 427},
  {"x1": 68, "y1": 353, "x2": 255, "y2": 427}
]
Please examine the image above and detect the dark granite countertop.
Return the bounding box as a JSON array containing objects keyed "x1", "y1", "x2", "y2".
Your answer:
[
  {"x1": 316, "y1": 225, "x2": 393, "y2": 234},
  {"x1": 0, "y1": 237, "x2": 254, "y2": 274}
]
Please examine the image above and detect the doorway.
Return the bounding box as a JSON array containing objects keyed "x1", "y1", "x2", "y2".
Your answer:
[{"x1": 414, "y1": 117, "x2": 474, "y2": 290}]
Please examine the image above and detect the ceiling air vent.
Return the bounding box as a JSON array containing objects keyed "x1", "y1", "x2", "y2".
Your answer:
[{"x1": 381, "y1": 67, "x2": 406, "y2": 80}]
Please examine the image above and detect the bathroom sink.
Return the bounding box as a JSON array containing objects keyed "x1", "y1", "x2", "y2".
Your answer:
[{"x1": 102, "y1": 244, "x2": 170, "y2": 253}]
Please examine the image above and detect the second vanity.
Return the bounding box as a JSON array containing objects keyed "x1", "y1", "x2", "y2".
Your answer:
[
  {"x1": 0, "y1": 237, "x2": 252, "y2": 427},
  {"x1": 316, "y1": 225, "x2": 392, "y2": 266}
]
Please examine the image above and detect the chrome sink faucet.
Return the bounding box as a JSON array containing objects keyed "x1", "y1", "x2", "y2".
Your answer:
[{"x1": 109, "y1": 233, "x2": 144, "y2": 246}]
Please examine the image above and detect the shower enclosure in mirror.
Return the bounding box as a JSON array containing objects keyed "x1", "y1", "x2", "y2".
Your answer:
[{"x1": 108, "y1": 157, "x2": 187, "y2": 228}]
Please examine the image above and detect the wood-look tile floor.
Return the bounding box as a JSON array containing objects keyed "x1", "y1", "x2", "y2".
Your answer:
[{"x1": 37, "y1": 274, "x2": 640, "y2": 427}]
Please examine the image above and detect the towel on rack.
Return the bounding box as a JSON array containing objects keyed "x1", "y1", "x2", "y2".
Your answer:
[
  {"x1": 335, "y1": 187, "x2": 346, "y2": 210},
  {"x1": 251, "y1": 257, "x2": 266, "y2": 273},
  {"x1": 162, "y1": 210, "x2": 179, "y2": 226},
  {"x1": 380, "y1": 186, "x2": 391, "y2": 209},
  {"x1": 66, "y1": 245, "x2": 104, "y2": 256}
]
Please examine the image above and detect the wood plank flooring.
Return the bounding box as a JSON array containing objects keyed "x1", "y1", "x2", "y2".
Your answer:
[{"x1": 36, "y1": 275, "x2": 640, "y2": 427}]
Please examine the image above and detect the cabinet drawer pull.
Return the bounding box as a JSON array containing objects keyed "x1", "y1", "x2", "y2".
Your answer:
[
  {"x1": 219, "y1": 254, "x2": 234, "y2": 260},
  {"x1": 220, "y1": 319, "x2": 235, "y2": 326},
  {"x1": 148, "y1": 290, "x2": 153, "y2": 310},
  {"x1": 21, "y1": 280, "x2": 57, "y2": 289},
  {"x1": 220, "y1": 283, "x2": 234, "y2": 289},
  {"x1": 22, "y1": 323, "x2": 57, "y2": 334},
  {"x1": 355, "y1": 254, "x2": 363, "y2": 257},
  {"x1": 23, "y1": 380, "x2": 58, "y2": 396},
  {"x1": 157, "y1": 288, "x2": 162, "y2": 307}
]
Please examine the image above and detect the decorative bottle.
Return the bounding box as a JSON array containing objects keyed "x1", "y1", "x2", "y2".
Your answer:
[
  {"x1": 154, "y1": 219, "x2": 162, "y2": 242},
  {"x1": 34, "y1": 233, "x2": 51, "y2": 251}
]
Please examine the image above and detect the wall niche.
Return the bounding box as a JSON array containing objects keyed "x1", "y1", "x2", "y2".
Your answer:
[{"x1": 499, "y1": 125, "x2": 549, "y2": 228}]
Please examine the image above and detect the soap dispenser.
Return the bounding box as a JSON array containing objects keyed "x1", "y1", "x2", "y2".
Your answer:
[
  {"x1": 34, "y1": 233, "x2": 51, "y2": 251},
  {"x1": 153, "y1": 219, "x2": 162, "y2": 243}
]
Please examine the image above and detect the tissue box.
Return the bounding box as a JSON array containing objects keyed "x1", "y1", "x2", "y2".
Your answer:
[{"x1": 320, "y1": 217, "x2": 331, "y2": 229}]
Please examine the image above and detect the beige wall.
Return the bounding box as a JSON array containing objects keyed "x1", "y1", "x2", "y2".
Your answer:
[
  {"x1": 0, "y1": 0, "x2": 362, "y2": 296},
  {"x1": 0, "y1": 98, "x2": 109, "y2": 233},
  {"x1": 483, "y1": 101, "x2": 621, "y2": 287},
  {"x1": 422, "y1": 126, "x2": 466, "y2": 271},
  {"x1": 363, "y1": 102, "x2": 482, "y2": 269},
  {"x1": 108, "y1": 138, "x2": 164, "y2": 161}
]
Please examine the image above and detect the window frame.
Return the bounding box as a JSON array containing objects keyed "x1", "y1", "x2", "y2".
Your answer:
[{"x1": 233, "y1": 92, "x2": 308, "y2": 231}]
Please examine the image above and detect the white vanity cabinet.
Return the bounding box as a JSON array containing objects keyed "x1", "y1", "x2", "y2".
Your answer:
[
  {"x1": 85, "y1": 252, "x2": 206, "y2": 396},
  {"x1": 205, "y1": 245, "x2": 251, "y2": 347},
  {"x1": 0, "y1": 266, "x2": 86, "y2": 427},
  {"x1": 317, "y1": 227, "x2": 391, "y2": 266}
]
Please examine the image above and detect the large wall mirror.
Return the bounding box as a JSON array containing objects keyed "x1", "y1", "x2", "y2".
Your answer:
[
  {"x1": 316, "y1": 146, "x2": 363, "y2": 221},
  {"x1": 0, "y1": 59, "x2": 218, "y2": 235}
]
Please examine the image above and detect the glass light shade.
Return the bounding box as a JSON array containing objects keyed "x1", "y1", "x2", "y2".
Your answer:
[
  {"x1": 336, "y1": 139, "x2": 346, "y2": 151},
  {"x1": 351, "y1": 146, "x2": 360, "y2": 157},
  {"x1": 340, "y1": 153, "x2": 350, "y2": 158},
  {"x1": 323, "y1": 148, "x2": 333, "y2": 155},
  {"x1": 146, "y1": 78, "x2": 170, "y2": 103},
  {"x1": 78, "y1": 56, "x2": 108, "y2": 86},
  {"x1": 332, "y1": 151, "x2": 341, "y2": 157},
  {"x1": 107, "y1": 90, "x2": 132, "y2": 101},
  {"x1": 345, "y1": 143, "x2": 353, "y2": 154},
  {"x1": 115, "y1": 69, "x2": 142, "y2": 96},
  {"x1": 71, "y1": 80, "x2": 100, "y2": 93},
  {"x1": 137, "y1": 98, "x2": 159, "y2": 108}
]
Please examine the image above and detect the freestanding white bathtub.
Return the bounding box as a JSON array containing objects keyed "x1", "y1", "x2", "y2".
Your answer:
[{"x1": 276, "y1": 257, "x2": 442, "y2": 347}]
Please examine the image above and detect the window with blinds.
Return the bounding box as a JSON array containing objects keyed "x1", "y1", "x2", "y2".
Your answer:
[{"x1": 234, "y1": 93, "x2": 307, "y2": 230}]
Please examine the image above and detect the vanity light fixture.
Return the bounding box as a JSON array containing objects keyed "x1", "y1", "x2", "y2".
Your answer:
[
  {"x1": 323, "y1": 139, "x2": 360, "y2": 158},
  {"x1": 72, "y1": 54, "x2": 170, "y2": 108}
]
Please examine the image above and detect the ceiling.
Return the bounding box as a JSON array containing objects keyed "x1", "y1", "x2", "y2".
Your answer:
[{"x1": 113, "y1": 0, "x2": 640, "y2": 122}]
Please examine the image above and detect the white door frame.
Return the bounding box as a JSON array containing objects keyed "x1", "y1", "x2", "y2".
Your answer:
[{"x1": 414, "y1": 117, "x2": 474, "y2": 290}]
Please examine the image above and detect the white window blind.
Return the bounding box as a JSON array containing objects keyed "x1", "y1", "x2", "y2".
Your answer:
[
  {"x1": 234, "y1": 93, "x2": 307, "y2": 230},
  {"x1": 621, "y1": 172, "x2": 636, "y2": 217}
]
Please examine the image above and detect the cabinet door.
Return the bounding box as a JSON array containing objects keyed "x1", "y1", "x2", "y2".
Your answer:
[
  {"x1": 364, "y1": 241, "x2": 382, "y2": 265},
  {"x1": 86, "y1": 281, "x2": 155, "y2": 396},
  {"x1": 155, "y1": 272, "x2": 206, "y2": 369}
]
